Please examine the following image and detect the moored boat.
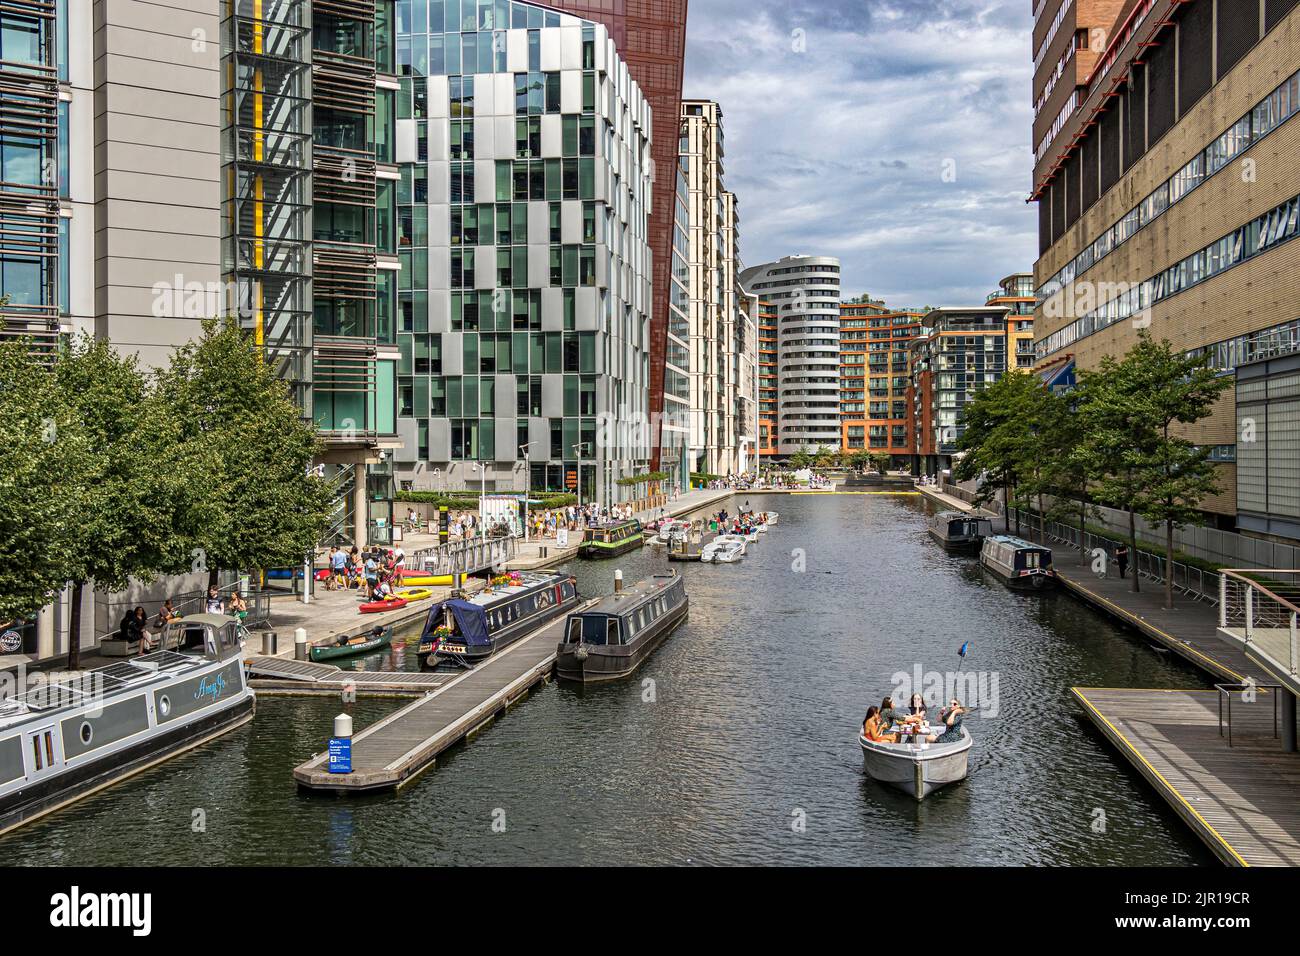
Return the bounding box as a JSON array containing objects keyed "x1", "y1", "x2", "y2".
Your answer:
[
  {"x1": 555, "y1": 573, "x2": 689, "y2": 682},
  {"x1": 859, "y1": 726, "x2": 973, "y2": 800},
  {"x1": 309, "y1": 624, "x2": 393, "y2": 662},
  {"x1": 577, "y1": 519, "x2": 645, "y2": 558},
  {"x1": 0, "y1": 614, "x2": 255, "y2": 836},
  {"x1": 359, "y1": 596, "x2": 408, "y2": 613},
  {"x1": 701, "y1": 537, "x2": 745, "y2": 563},
  {"x1": 928, "y1": 511, "x2": 994, "y2": 551},
  {"x1": 414, "y1": 571, "x2": 580, "y2": 668},
  {"x1": 979, "y1": 535, "x2": 1057, "y2": 590}
]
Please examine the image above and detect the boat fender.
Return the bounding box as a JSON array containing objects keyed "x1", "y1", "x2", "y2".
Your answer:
[{"x1": 574, "y1": 644, "x2": 589, "y2": 661}]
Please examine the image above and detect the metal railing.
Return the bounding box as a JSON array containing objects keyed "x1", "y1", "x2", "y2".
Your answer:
[
  {"x1": 1219, "y1": 570, "x2": 1300, "y2": 677},
  {"x1": 97, "y1": 578, "x2": 272, "y2": 642},
  {"x1": 408, "y1": 535, "x2": 517, "y2": 577},
  {"x1": 1216, "y1": 682, "x2": 1282, "y2": 747}
]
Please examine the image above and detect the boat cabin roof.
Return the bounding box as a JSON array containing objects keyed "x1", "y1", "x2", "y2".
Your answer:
[
  {"x1": 578, "y1": 573, "x2": 683, "y2": 616},
  {"x1": 985, "y1": 534, "x2": 1049, "y2": 552},
  {"x1": 463, "y1": 572, "x2": 567, "y2": 608}
]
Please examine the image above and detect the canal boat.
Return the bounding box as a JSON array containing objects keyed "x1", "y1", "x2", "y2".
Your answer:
[
  {"x1": 415, "y1": 571, "x2": 580, "y2": 669},
  {"x1": 929, "y1": 511, "x2": 995, "y2": 552},
  {"x1": 309, "y1": 624, "x2": 393, "y2": 663},
  {"x1": 859, "y1": 725, "x2": 973, "y2": 800},
  {"x1": 555, "y1": 573, "x2": 689, "y2": 683},
  {"x1": 979, "y1": 535, "x2": 1058, "y2": 590},
  {"x1": 577, "y1": 519, "x2": 645, "y2": 559},
  {"x1": 0, "y1": 614, "x2": 255, "y2": 836}
]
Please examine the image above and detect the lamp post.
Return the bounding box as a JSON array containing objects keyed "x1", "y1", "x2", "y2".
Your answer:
[{"x1": 519, "y1": 442, "x2": 533, "y2": 541}]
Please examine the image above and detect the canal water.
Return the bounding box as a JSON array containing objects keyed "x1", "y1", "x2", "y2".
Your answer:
[{"x1": 3, "y1": 493, "x2": 1213, "y2": 865}]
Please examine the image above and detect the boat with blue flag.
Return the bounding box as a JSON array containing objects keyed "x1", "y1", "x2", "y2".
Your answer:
[{"x1": 415, "y1": 571, "x2": 580, "y2": 669}]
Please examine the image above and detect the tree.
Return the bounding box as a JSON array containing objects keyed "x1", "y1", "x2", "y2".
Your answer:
[
  {"x1": 1082, "y1": 333, "x2": 1230, "y2": 604},
  {"x1": 156, "y1": 318, "x2": 333, "y2": 588},
  {"x1": 0, "y1": 338, "x2": 87, "y2": 624},
  {"x1": 1045, "y1": 376, "x2": 1104, "y2": 564},
  {"x1": 1013, "y1": 385, "x2": 1074, "y2": 546},
  {"x1": 813, "y1": 444, "x2": 835, "y2": 468},
  {"x1": 789, "y1": 447, "x2": 811, "y2": 470},
  {"x1": 869, "y1": 452, "x2": 891, "y2": 475},
  {"x1": 1124, "y1": 336, "x2": 1231, "y2": 609},
  {"x1": 53, "y1": 335, "x2": 180, "y2": 667},
  {"x1": 954, "y1": 372, "x2": 1041, "y2": 532}
]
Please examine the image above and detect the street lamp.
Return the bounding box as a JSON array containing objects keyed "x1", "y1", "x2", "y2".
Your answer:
[{"x1": 519, "y1": 442, "x2": 534, "y2": 541}]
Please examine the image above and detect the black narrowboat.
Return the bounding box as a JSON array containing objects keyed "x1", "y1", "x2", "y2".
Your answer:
[
  {"x1": 555, "y1": 573, "x2": 688, "y2": 682},
  {"x1": 979, "y1": 535, "x2": 1058, "y2": 590},
  {"x1": 928, "y1": 511, "x2": 994, "y2": 551},
  {"x1": 415, "y1": 571, "x2": 579, "y2": 668}
]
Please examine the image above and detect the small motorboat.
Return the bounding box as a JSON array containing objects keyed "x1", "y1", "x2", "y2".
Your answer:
[
  {"x1": 309, "y1": 624, "x2": 394, "y2": 662},
  {"x1": 358, "y1": 596, "x2": 408, "y2": 614},
  {"x1": 653, "y1": 520, "x2": 691, "y2": 545},
  {"x1": 763, "y1": 511, "x2": 779, "y2": 525},
  {"x1": 859, "y1": 726, "x2": 973, "y2": 800},
  {"x1": 701, "y1": 538, "x2": 745, "y2": 563}
]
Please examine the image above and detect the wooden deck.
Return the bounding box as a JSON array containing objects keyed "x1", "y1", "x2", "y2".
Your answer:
[
  {"x1": 245, "y1": 657, "x2": 454, "y2": 695},
  {"x1": 292, "y1": 603, "x2": 593, "y2": 792},
  {"x1": 1074, "y1": 687, "x2": 1300, "y2": 866}
]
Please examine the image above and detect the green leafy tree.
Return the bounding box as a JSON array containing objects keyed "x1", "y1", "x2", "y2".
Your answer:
[
  {"x1": 157, "y1": 318, "x2": 332, "y2": 588},
  {"x1": 789, "y1": 448, "x2": 811, "y2": 470},
  {"x1": 813, "y1": 444, "x2": 835, "y2": 468},
  {"x1": 0, "y1": 338, "x2": 87, "y2": 624},
  {"x1": 1126, "y1": 336, "x2": 1231, "y2": 608},
  {"x1": 954, "y1": 372, "x2": 1041, "y2": 532},
  {"x1": 54, "y1": 335, "x2": 181, "y2": 667},
  {"x1": 869, "y1": 452, "x2": 891, "y2": 474},
  {"x1": 1044, "y1": 376, "x2": 1104, "y2": 564}
]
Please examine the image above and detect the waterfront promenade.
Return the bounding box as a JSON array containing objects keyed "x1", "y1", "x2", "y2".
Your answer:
[{"x1": 918, "y1": 483, "x2": 1300, "y2": 866}]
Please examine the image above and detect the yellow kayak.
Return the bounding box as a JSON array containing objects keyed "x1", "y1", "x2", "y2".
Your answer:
[
  {"x1": 394, "y1": 586, "x2": 435, "y2": 601},
  {"x1": 396, "y1": 574, "x2": 454, "y2": 587}
]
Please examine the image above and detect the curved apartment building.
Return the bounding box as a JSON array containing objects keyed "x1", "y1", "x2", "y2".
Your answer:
[{"x1": 741, "y1": 255, "x2": 842, "y2": 454}]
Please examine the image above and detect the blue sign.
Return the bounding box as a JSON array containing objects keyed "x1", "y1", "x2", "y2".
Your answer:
[{"x1": 328, "y1": 737, "x2": 352, "y2": 774}]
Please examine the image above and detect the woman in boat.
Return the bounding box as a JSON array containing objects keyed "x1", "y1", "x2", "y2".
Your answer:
[
  {"x1": 906, "y1": 692, "x2": 927, "y2": 723},
  {"x1": 861, "y1": 706, "x2": 899, "y2": 744},
  {"x1": 926, "y1": 700, "x2": 966, "y2": 744},
  {"x1": 879, "y1": 696, "x2": 900, "y2": 730}
]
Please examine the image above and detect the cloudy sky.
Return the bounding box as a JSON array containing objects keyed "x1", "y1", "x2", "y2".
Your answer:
[{"x1": 683, "y1": 0, "x2": 1037, "y2": 308}]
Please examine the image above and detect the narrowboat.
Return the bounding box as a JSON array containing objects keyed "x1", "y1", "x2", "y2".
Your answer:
[
  {"x1": 577, "y1": 519, "x2": 645, "y2": 558},
  {"x1": 309, "y1": 624, "x2": 393, "y2": 663},
  {"x1": 859, "y1": 725, "x2": 973, "y2": 800},
  {"x1": 415, "y1": 571, "x2": 580, "y2": 668},
  {"x1": 555, "y1": 573, "x2": 688, "y2": 682},
  {"x1": 979, "y1": 535, "x2": 1058, "y2": 590},
  {"x1": 928, "y1": 511, "x2": 994, "y2": 551},
  {"x1": 0, "y1": 614, "x2": 255, "y2": 836}
]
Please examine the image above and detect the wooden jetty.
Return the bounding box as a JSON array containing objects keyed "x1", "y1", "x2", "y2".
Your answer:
[
  {"x1": 246, "y1": 657, "x2": 454, "y2": 696},
  {"x1": 1073, "y1": 687, "x2": 1300, "y2": 866},
  {"x1": 292, "y1": 602, "x2": 595, "y2": 792}
]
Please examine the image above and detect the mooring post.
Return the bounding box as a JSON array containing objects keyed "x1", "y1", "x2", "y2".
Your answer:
[{"x1": 294, "y1": 627, "x2": 308, "y2": 661}]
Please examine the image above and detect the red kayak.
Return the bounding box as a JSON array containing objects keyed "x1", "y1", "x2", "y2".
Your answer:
[
  {"x1": 359, "y1": 597, "x2": 408, "y2": 614},
  {"x1": 314, "y1": 569, "x2": 332, "y2": 581}
]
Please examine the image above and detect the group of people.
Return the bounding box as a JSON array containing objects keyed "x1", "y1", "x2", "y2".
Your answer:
[
  {"x1": 862, "y1": 693, "x2": 967, "y2": 745},
  {"x1": 324, "y1": 544, "x2": 409, "y2": 600}
]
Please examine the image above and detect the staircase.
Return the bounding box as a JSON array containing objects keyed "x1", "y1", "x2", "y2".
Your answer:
[{"x1": 321, "y1": 464, "x2": 357, "y2": 548}]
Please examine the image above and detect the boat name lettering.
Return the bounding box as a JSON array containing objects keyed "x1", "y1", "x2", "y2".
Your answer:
[{"x1": 194, "y1": 673, "x2": 227, "y2": 703}]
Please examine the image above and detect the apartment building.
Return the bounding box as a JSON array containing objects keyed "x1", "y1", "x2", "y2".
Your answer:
[
  {"x1": 740, "y1": 255, "x2": 842, "y2": 454},
  {"x1": 1031, "y1": 0, "x2": 1300, "y2": 533},
  {"x1": 757, "y1": 298, "x2": 779, "y2": 460},
  {"x1": 388, "y1": 2, "x2": 656, "y2": 507},
  {"x1": 840, "y1": 296, "x2": 924, "y2": 463}
]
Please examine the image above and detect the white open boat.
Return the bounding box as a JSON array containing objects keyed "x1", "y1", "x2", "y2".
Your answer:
[
  {"x1": 700, "y1": 538, "x2": 745, "y2": 563},
  {"x1": 859, "y1": 727, "x2": 972, "y2": 800},
  {"x1": 653, "y1": 520, "x2": 692, "y2": 545}
]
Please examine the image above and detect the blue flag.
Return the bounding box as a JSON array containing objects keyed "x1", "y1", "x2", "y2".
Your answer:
[{"x1": 958, "y1": 641, "x2": 971, "y2": 661}]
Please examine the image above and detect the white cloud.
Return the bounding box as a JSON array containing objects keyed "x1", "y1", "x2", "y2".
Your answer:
[{"x1": 684, "y1": 0, "x2": 1037, "y2": 306}]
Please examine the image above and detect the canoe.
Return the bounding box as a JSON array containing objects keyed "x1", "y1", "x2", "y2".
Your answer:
[
  {"x1": 309, "y1": 625, "x2": 394, "y2": 662},
  {"x1": 859, "y1": 726, "x2": 972, "y2": 800},
  {"x1": 394, "y1": 586, "x2": 434, "y2": 602},
  {"x1": 358, "y1": 597, "x2": 408, "y2": 614},
  {"x1": 396, "y1": 571, "x2": 455, "y2": 586}
]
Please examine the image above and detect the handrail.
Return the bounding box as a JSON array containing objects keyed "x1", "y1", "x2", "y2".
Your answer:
[{"x1": 1215, "y1": 682, "x2": 1281, "y2": 748}]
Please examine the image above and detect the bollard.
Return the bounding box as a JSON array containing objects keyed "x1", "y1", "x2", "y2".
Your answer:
[
  {"x1": 261, "y1": 631, "x2": 277, "y2": 655},
  {"x1": 294, "y1": 627, "x2": 308, "y2": 661},
  {"x1": 614, "y1": 569, "x2": 623, "y2": 593},
  {"x1": 334, "y1": 712, "x2": 353, "y2": 739}
]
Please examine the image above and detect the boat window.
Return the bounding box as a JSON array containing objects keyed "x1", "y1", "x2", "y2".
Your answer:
[
  {"x1": 566, "y1": 617, "x2": 582, "y2": 643},
  {"x1": 205, "y1": 630, "x2": 218, "y2": 656},
  {"x1": 580, "y1": 615, "x2": 608, "y2": 645},
  {"x1": 607, "y1": 618, "x2": 620, "y2": 645},
  {"x1": 1022, "y1": 551, "x2": 1040, "y2": 570}
]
